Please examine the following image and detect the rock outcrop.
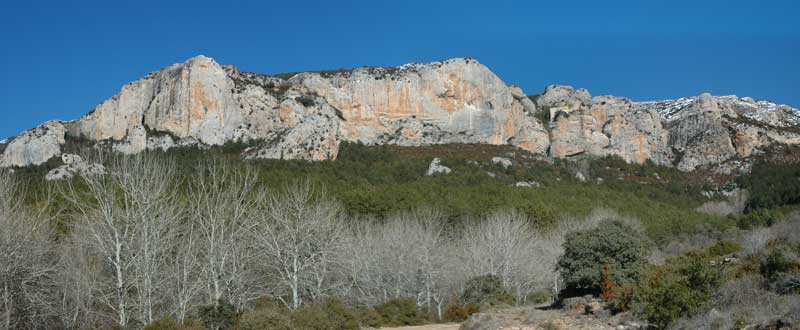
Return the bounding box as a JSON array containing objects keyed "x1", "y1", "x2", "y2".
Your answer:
[
  {"x1": 2, "y1": 56, "x2": 798, "y2": 173},
  {"x1": 535, "y1": 85, "x2": 800, "y2": 174},
  {"x1": 45, "y1": 154, "x2": 106, "y2": 181},
  {"x1": 0, "y1": 121, "x2": 65, "y2": 168},
  {"x1": 426, "y1": 158, "x2": 452, "y2": 176}
]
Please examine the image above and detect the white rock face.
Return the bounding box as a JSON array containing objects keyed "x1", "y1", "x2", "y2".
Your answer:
[
  {"x1": 0, "y1": 121, "x2": 66, "y2": 167},
  {"x1": 538, "y1": 85, "x2": 800, "y2": 172},
  {"x1": 54, "y1": 56, "x2": 547, "y2": 162},
  {"x1": 426, "y1": 158, "x2": 452, "y2": 176},
  {"x1": 292, "y1": 58, "x2": 549, "y2": 155},
  {"x1": 2, "y1": 56, "x2": 798, "y2": 173}
]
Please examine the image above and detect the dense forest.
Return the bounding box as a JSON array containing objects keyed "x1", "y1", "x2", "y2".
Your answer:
[{"x1": 2, "y1": 143, "x2": 799, "y2": 330}]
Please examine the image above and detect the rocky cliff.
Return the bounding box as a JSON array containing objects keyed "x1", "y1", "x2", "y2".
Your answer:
[
  {"x1": 1, "y1": 55, "x2": 798, "y2": 173},
  {"x1": 534, "y1": 86, "x2": 800, "y2": 173}
]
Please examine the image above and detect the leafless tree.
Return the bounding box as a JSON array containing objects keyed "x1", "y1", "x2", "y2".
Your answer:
[
  {"x1": 55, "y1": 237, "x2": 104, "y2": 330},
  {"x1": 339, "y1": 208, "x2": 459, "y2": 319},
  {"x1": 167, "y1": 220, "x2": 204, "y2": 322},
  {"x1": 256, "y1": 181, "x2": 344, "y2": 309},
  {"x1": 460, "y1": 210, "x2": 532, "y2": 294},
  {"x1": 0, "y1": 170, "x2": 57, "y2": 330},
  {"x1": 63, "y1": 155, "x2": 181, "y2": 327},
  {"x1": 190, "y1": 160, "x2": 263, "y2": 311}
]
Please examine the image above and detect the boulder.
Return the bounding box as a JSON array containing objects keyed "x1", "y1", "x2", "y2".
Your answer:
[
  {"x1": 426, "y1": 158, "x2": 451, "y2": 176},
  {"x1": 513, "y1": 181, "x2": 541, "y2": 188},
  {"x1": 61, "y1": 153, "x2": 83, "y2": 165},
  {"x1": 575, "y1": 171, "x2": 587, "y2": 182},
  {"x1": 492, "y1": 156, "x2": 513, "y2": 169}
]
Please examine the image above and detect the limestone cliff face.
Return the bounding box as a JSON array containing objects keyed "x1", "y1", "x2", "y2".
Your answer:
[
  {"x1": 539, "y1": 85, "x2": 800, "y2": 173},
  {"x1": 69, "y1": 55, "x2": 243, "y2": 152},
  {"x1": 0, "y1": 121, "x2": 66, "y2": 168},
  {"x1": 289, "y1": 58, "x2": 548, "y2": 154},
  {"x1": 1, "y1": 56, "x2": 798, "y2": 173}
]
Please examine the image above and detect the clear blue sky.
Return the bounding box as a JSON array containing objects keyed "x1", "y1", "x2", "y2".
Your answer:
[{"x1": 1, "y1": 0, "x2": 798, "y2": 139}]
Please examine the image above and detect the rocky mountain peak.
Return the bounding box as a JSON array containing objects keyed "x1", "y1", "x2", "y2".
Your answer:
[{"x1": 1, "y1": 55, "x2": 798, "y2": 175}]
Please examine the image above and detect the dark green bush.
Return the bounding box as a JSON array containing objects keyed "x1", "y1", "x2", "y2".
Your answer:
[
  {"x1": 144, "y1": 319, "x2": 183, "y2": 330},
  {"x1": 740, "y1": 161, "x2": 800, "y2": 210},
  {"x1": 198, "y1": 299, "x2": 237, "y2": 330},
  {"x1": 239, "y1": 305, "x2": 291, "y2": 330},
  {"x1": 557, "y1": 220, "x2": 651, "y2": 292},
  {"x1": 737, "y1": 208, "x2": 784, "y2": 229},
  {"x1": 353, "y1": 306, "x2": 383, "y2": 328},
  {"x1": 143, "y1": 319, "x2": 204, "y2": 330},
  {"x1": 373, "y1": 298, "x2": 428, "y2": 326},
  {"x1": 296, "y1": 95, "x2": 316, "y2": 107},
  {"x1": 634, "y1": 253, "x2": 722, "y2": 329},
  {"x1": 762, "y1": 248, "x2": 797, "y2": 284},
  {"x1": 291, "y1": 298, "x2": 359, "y2": 330},
  {"x1": 461, "y1": 275, "x2": 515, "y2": 307},
  {"x1": 705, "y1": 240, "x2": 741, "y2": 256}
]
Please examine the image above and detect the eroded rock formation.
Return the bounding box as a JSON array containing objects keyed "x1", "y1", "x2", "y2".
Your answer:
[{"x1": 1, "y1": 55, "x2": 798, "y2": 173}]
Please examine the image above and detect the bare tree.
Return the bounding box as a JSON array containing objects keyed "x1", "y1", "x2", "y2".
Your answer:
[
  {"x1": 458, "y1": 209, "x2": 566, "y2": 305},
  {"x1": 339, "y1": 208, "x2": 459, "y2": 319},
  {"x1": 55, "y1": 237, "x2": 105, "y2": 330},
  {"x1": 0, "y1": 170, "x2": 57, "y2": 330},
  {"x1": 167, "y1": 221, "x2": 204, "y2": 322},
  {"x1": 63, "y1": 155, "x2": 181, "y2": 327},
  {"x1": 190, "y1": 160, "x2": 263, "y2": 311},
  {"x1": 256, "y1": 181, "x2": 344, "y2": 309}
]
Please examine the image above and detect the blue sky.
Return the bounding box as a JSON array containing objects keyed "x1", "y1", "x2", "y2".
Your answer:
[{"x1": 1, "y1": 0, "x2": 798, "y2": 139}]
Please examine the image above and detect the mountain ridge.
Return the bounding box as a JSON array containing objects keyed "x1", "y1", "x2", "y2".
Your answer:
[{"x1": 1, "y1": 55, "x2": 798, "y2": 174}]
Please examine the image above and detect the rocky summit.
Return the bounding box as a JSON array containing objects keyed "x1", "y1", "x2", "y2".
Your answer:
[{"x1": 1, "y1": 55, "x2": 798, "y2": 173}]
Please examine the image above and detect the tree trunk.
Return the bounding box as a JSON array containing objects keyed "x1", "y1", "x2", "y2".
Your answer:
[
  {"x1": 3, "y1": 280, "x2": 11, "y2": 330},
  {"x1": 115, "y1": 242, "x2": 126, "y2": 327}
]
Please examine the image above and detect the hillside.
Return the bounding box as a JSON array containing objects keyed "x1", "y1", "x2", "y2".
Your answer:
[{"x1": 1, "y1": 56, "x2": 799, "y2": 330}]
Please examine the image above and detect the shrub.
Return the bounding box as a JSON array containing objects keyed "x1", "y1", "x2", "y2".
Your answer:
[
  {"x1": 239, "y1": 305, "x2": 291, "y2": 330},
  {"x1": 373, "y1": 298, "x2": 428, "y2": 326},
  {"x1": 444, "y1": 297, "x2": 479, "y2": 322},
  {"x1": 143, "y1": 319, "x2": 204, "y2": 330},
  {"x1": 557, "y1": 220, "x2": 651, "y2": 292},
  {"x1": 740, "y1": 161, "x2": 800, "y2": 210},
  {"x1": 291, "y1": 298, "x2": 359, "y2": 330},
  {"x1": 296, "y1": 95, "x2": 316, "y2": 107},
  {"x1": 527, "y1": 290, "x2": 554, "y2": 305},
  {"x1": 600, "y1": 264, "x2": 617, "y2": 303},
  {"x1": 705, "y1": 240, "x2": 740, "y2": 256},
  {"x1": 762, "y1": 248, "x2": 797, "y2": 284},
  {"x1": 634, "y1": 256, "x2": 722, "y2": 329},
  {"x1": 737, "y1": 209, "x2": 784, "y2": 229},
  {"x1": 461, "y1": 275, "x2": 515, "y2": 307},
  {"x1": 144, "y1": 319, "x2": 183, "y2": 330},
  {"x1": 198, "y1": 299, "x2": 237, "y2": 330},
  {"x1": 353, "y1": 306, "x2": 383, "y2": 328}
]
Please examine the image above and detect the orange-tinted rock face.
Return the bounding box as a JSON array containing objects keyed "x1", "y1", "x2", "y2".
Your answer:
[
  {"x1": 294, "y1": 58, "x2": 548, "y2": 154},
  {"x1": 546, "y1": 91, "x2": 671, "y2": 166},
  {"x1": 9, "y1": 56, "x2": 796, "y2": 171}
]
